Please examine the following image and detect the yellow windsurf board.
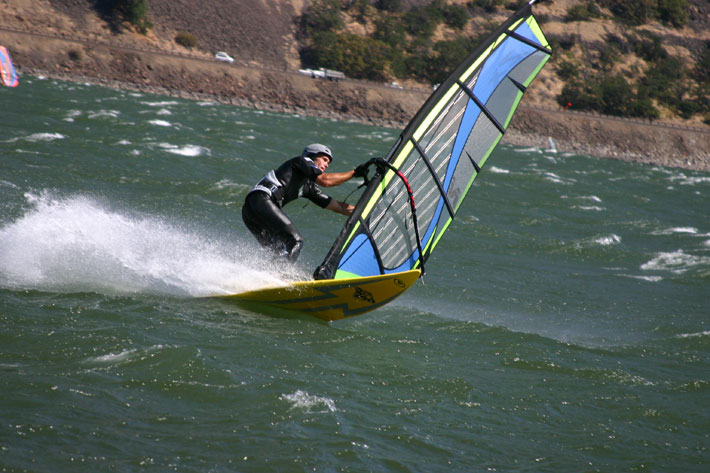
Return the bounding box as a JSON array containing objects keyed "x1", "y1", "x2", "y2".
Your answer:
[{"x1": 216, "y1": 269, "x2": 420, "y2": 321}]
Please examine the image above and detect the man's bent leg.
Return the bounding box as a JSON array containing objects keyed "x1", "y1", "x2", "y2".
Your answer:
[
  {"x1": 243, "y1": 193, "x2": 304, "y2": 262},
  {"x1": 283, "y1": 235, "x2": 303, "y2": 262}
]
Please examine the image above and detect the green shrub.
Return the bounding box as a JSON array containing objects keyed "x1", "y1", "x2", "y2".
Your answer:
[
  {"x1": 695, "y1": 85, "x2": 710, "y2": 112},
  {"x1": 598, "y1": 44, "x2": 620, "y2": 71},
  {"x1": 308, "y1": 32, "x2": 390, "y2": 81},
  {"x1": 470, "y1": 0, "x2": 504, "y2": 14},
  {"x1": 128, "y1": 0, "x2": 151, "y2": 33},
  {"x1": 566, "y1": 2, "x2": 602, "y2": 22},
  {"x1": 549, "y1": 35, "x2": 578, "y2": 51},
  {"x1": 694, "y1": 41, "x2": 710, "y2": 84},
  {"x1": 642, "y1": 56, "x2": 684, "y2": 104},
  {"x1": 350, "y1": 0, "x2": 371, "y2": 24},
  {"x1": 629, "y1": 33, "x2": 668, "y2": 63},
  {"x1": 373, "y1": 16, "x2": 408, "y2": 75},
  {"x1": 404, "y1": 4, "x2": 442, "y2": 39},
  {"x1": 677, "y1": 99, "x2": 700, "y2": 119},
  {"x1": 403, "y1": 39, "x2": 431, "y2": 80},
  {"x1": 388, "y1": 47, "x2": 407, "y2": 78},
  {"x1": 376, "y1": 0, "x2": 402, "y2": 12},
  {"x1": 566, "y1": 5, "x2": 591, "y2": 22},
  {"x1": 68, "y1": 49, "x2": 83, "y2": 62},
  {"x1": 657, "y1": 0, "x2": 689, "y2": 28},
  {"x1": 441, "y1": 3, "x2": 470, "y2": 30},
  {"x1": 629, "y1": 88, "x2": 660, "y2": 120},
  {"x1": 557, "y1": 75, "x2": 661, "y2": 119},
  {"x1": 175, "y1": 32, "x2": 198, "y2": 49},
  {"x1": 556, "y1": 60, "x2": 579, "y2": 80},
  {"x1": 504, "y1": 2, "x2": 519, "y2": 12},
  {"x1": 374, "y1": 16, "x2": 406, "y2": 49},
  {"x1": 95, "y1": 0, "x2": 151, "y2": 33},
  {"x1": 603, "y1": 0, "x2": 687, "y2": 28},
  {"x1": 426, "y1": 36, "x2": 477, "y2": 83},
  {"x1": 554, "y1": 56, "x2": 704, "y2": 119},
  {"x1": 603, "y1": 0, "x2": 656, "y2": 26},
  {"x1": 597, "y1": 75, "x2": 635, "y2": 115},
  {"x1": 300, "y1": 0, "x2": 344, "y2": 36},
  {"x1": 606, "y1": 34, "x2": 630, "y2": 55},
  {"x1": 557, "y1": 81, "x2": 599, "y2": 111}
]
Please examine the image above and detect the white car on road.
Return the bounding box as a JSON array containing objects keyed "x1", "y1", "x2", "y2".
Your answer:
[{"x1": 214, "y1": 52, "x2": 234, "y2": 63}]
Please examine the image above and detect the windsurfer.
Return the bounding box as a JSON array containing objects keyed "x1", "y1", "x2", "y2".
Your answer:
[{"x1": 242, "y1": 143, "x2": 369, "y2": 262}]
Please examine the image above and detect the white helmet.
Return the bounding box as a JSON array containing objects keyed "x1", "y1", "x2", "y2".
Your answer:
[{"x1": 302, "y1": 143, "x2": 333, "y2": 162}]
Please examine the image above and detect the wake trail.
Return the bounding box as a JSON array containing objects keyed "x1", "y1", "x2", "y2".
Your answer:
[{"x1": 0, "y1": 193, "x2": 305, "y2": 296}]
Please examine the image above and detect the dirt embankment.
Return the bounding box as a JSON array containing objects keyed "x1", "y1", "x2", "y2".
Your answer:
[{"x1": 1, "y1": 0, "x2": 709, "y2": 171}]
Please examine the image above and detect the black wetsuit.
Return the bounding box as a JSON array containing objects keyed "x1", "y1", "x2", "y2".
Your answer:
[{"x1": 242, "y1": 156, "x2": 332, "y2": 262}]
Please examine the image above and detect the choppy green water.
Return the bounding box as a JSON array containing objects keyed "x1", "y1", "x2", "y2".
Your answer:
[{"x1": 1, "y1": 77, "x2": 708, "y2": 472}]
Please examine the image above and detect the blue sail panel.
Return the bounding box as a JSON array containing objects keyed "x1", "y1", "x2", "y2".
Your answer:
[{"x1": 337, "y1": 234, "x2": 382, "y2": 278}]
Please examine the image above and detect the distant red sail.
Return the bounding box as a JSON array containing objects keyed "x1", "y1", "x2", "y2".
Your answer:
[{"x1": 0, "y1": 46, "x2": 19, "y2": 87}]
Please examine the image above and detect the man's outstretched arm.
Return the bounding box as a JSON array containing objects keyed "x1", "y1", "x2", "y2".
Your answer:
[{"x1": 316, "y1": 169, "x2": 357, "y2": 187}]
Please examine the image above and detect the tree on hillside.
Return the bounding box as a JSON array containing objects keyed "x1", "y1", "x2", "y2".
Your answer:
[
  {"x1": 427, "y1": 36, "x2": 476, "y2": 83},
  {"x1": 305, "y1": 32, "x2": 390, "y2": 81},
  {"x1": 94, "y1": 0, "x2": 152, "y2": 34},
  {"x1": 376, "y1": 0, "x2": 403, "y2": 12},
  {"x1": 300, "y1": 0, "x2": 344, "y2": 36}
]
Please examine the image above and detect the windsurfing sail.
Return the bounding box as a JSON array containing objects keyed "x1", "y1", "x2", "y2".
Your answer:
[
  {"x1": 315, "y1": 0, "x2": 551, "y2": 280},
  {"x1": 0, "y1": 46, "x2": 19, "y2": 87}
]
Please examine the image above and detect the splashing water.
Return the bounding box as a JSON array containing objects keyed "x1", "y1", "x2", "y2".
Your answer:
[
  {"x1": 280, "y1": 390, "x2": 337, "y2": 413},
  {"x1": 0, "y1": 193, "x2": 300, "y2": 296}
]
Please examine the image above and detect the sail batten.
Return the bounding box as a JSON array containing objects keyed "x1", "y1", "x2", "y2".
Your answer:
[
  {"x1": 506, "y1": 30, "x2": 552, "y2": 55},
  {"x1": 314, "y1": 2, "x2": 551, "y2": 280}
]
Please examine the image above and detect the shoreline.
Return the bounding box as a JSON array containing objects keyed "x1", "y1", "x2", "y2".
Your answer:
[{"x1": 17, "y1": 66, "x2": 710, "y2": 173}]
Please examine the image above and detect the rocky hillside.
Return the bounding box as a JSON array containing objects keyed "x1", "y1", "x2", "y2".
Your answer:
[
  {"x1": 0, "y1": 0, "x2": 710, "y2": 122},
  {"x1": 2, "y1": 1, "x2": 708, "y2": 120},
  {"x1": 44, "y1": 0, "x2": 309, "y2": 68},
  {"x1": 2, "y1": 0, "x2": 306, "y2": 67}
]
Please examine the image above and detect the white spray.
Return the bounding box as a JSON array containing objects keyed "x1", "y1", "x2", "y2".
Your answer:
[{"x1": 0, "y1": 193, "x2": 302, "y2": 296}]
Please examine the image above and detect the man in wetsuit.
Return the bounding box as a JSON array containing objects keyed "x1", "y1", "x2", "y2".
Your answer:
[{"x1": 242, "y1": 143, "x2": 367, "y2": 262}]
